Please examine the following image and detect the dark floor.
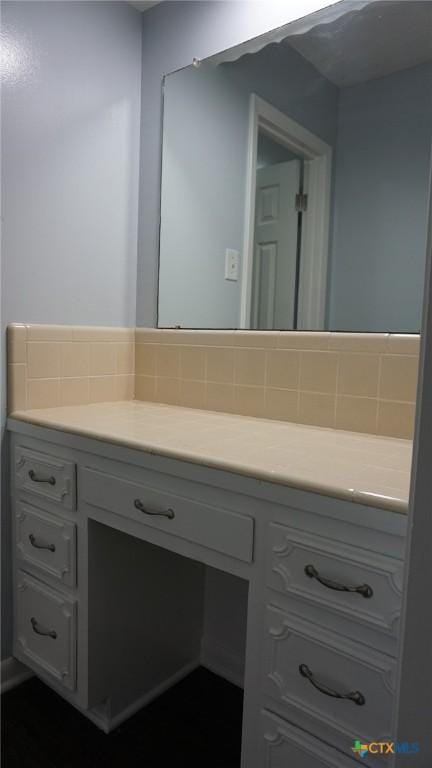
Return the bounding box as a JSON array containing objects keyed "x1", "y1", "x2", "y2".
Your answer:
[{"x1": 1, "y1": 667, "x2": 243, "y2": 768}]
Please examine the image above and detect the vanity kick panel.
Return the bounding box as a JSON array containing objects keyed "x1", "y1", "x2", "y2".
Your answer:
[{"x1": 80, "y1": 466, "x2": 254, "y2": 563}]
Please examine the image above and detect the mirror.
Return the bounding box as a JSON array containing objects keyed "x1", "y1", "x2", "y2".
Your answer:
[{"x1": 158, "y1": 1, "x2": 432, "y2": 332}]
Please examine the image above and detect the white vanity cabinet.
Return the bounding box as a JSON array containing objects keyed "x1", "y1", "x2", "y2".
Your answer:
[{"x1": 8, "y1": 418, "x2": 407, "y2": 766}]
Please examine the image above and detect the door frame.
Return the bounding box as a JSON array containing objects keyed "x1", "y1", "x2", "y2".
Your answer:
[{"x1": 239, "y1": 94, "x2": 332, "y2": 329}]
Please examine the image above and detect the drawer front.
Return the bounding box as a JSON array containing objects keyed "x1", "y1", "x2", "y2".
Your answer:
[
  {"x1": 267, "y1": 524, "x2": 403, "y2": 637},
  {"x1": 80, "y1": 467, "x2": 254, "y2": 563},
  {"x1": 15, "y1": 446, "x2": 76, "y2": 511},
  {"x1": 263, "y1": 606, "x2": 395, "y2": 742},
  {"x1": 261, "y1": 710, "x2": 357, "y2": 768},
  {"x1": 16, "y1": 502, "x2": 76, "y2": 587},
  {"x1": 15, "y1": 572, "x2": 76, "y2": 691}
]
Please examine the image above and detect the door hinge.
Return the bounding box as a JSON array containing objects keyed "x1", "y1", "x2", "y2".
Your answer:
[{"x1": 295, "y1": 193, "x2": 308, "y2": 213}]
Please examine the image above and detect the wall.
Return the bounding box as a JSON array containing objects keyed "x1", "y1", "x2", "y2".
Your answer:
[
  {"x1": 1, "y1": 0, "x2": 142, "y2": 661},
  {"x1": 329, "y1": 62, "x2": 432, "y2": 332},
  {"x1": 137, "y1": 0, "x2": 337, "y2": 327}
]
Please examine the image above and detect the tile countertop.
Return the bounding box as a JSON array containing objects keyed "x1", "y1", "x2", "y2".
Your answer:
[{"x1": 9, "y1": 401, "x2": 412, "y2": 514}]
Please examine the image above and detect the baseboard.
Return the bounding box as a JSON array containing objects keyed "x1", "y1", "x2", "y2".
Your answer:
[
  {"x1": 1, "y1": 657, "x2": 33, "y2": 694},
  {"x1": 90, "y1": 658, "x2": 201, "y2": 733},
  {"x1": 201, "y1": 639, "x2": 244, "y2": 689}
]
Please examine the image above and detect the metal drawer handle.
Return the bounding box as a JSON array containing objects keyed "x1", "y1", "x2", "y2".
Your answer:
[
  {"x1": 134, "y1": 498, "x2": 175, "y2": 520},
  {"x1": 299, "y1": 664, "x2": 365, "y2": 706},
  {"x1": 28, "y1": 470, "x2": 56, "y2": 486},
  {"x1": 29, "y1": 534, "x2": 56, "y2": 553},
  {"x1": 304, "y1": 564, "x2": 373, "y2": 598},
  {"x1": 30, "y1": 617, "x2": 57, "y2": 640}
]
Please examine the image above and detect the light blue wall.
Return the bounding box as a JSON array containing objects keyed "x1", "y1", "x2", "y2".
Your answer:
[
  {"x1": 329, "y1": 62, "x2": 432, "y2": 332},
  {"x1": 1, "y1": 0, "x2": 142, "y2": 661},
  {"x1": 158, "y1": 42, "x2": 338, "y2": 328}
]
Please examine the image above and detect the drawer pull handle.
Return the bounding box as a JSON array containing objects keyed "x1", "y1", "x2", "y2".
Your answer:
[
  {"x1": 299, "y1": 664, "x2": 365, "y2": 706},
  {"x1": 134, "y1": 498, "x2": 175, "y2": 520},
  {"x1": 304, "y1": 564, "x2": 373, "y2": 598},
  {"x1": 30, "y1": 617, "x2": 57, "y2": 640},
  {"x1": 28, "y1": 470, "x2": 56, "y2": 486},
  {"x1": 29, "y1": 534, "x2": 56, "y2": 553}
]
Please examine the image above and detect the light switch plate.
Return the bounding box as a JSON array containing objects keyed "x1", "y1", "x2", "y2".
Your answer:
[{"x1": 225, "y1": 249, "x2": 239, "y2": 281}]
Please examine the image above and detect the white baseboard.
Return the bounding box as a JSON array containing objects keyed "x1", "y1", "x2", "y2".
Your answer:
[
  {"x1": 90, "y1": 658, "x2": 201, "y2": 733},
  {"x1": 1, "y1": 657, "x2": 33, "y2": 694},
  {"x1": 201, "y1": 639, "x2": 244, "y2": 689}
]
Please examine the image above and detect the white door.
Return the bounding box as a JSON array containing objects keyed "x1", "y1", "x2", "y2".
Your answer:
[{"x1": 252, "y1": 160, "x2": 301, "y2": 329}]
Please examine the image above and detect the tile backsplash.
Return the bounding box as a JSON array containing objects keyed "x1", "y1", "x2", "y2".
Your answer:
[
  {"x1": 135, "y1": 329, "x2": 419, "y2": 440},
  {"x1": 8, "y1": 325, "x2": 419, "y2": 439},
  {"x1": 8, "y1": 324, "x2": 135, "y2": 411}
]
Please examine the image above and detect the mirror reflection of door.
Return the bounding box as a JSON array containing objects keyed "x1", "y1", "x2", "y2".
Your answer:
[{"x1": 252, "y1": 132, "x2": 303, "y2": 330}]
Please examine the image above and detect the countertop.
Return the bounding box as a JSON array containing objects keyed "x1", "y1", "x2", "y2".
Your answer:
[{"x1": 9, "y1": 401, "x2": 412, "y2": 514}]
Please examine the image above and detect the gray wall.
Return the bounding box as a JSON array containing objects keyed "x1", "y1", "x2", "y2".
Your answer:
[
  {"x1": 137, "y1": 0, "x2": 333, "y2": 327},
  {"x1": 329, "y1": 62, "x2": 432, "y2": 332},
  {"x1": 1, "y1": 0, "x2": 142, "y2": 328},
  {"x1": 1, "y1": 0, "x2": 142, "y2": 661}
]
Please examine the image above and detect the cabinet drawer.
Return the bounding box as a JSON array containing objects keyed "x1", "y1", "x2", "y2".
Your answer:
[
  {"x1": 263, "y1": 606, "x2": 395, "y2": 742},
  {"x1": 16, "y1": 502, "x2": 76, "y2": 587},
  {"x1": 80, "y1": 467, "x2": 254, "y2": 562},
  {"x1": 261, "y1": 710, "x2": 357, "y2": 767},
  {"x1": 14, "y1": 446, "x2": 76, "y2": 511},
  {"x1": 267, "y1": 524, "x2": 402, "y2": 638},
  {"x1": 15, "y1": 572, "x2": 76, "y2": 691}
]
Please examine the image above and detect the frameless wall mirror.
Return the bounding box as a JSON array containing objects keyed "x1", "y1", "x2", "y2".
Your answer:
[{"x1": 157, "y1": 0, "x2": 432, "y2": 332}]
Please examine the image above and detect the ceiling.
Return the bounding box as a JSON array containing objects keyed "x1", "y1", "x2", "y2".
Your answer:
[
  {"x1": 127, "y1": 1, "x2": 161, "y2": 12},
  {"x1": 286, "y1": 1, "x2": 432, "y2": 87}
]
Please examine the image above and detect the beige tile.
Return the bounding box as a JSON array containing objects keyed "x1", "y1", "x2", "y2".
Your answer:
[
  {"x1": 89, "y1": 376, "x2": 117, "y2": 403},
  {"x1": 156, "y1": 377, "x2": 180, "y2": 405},
  {"x1": 115, "y1": 374, "x2": 135, "y2": 401},
  {"x1": 234, "y1": 386, "x2": 265, "y2": 418},
  {"x1": 386, "y1": 334, "x2": 421, "y2": 355},
  {"x1": 298, "y1": 392, "x2": 336, "y2": 428},
  {"x1": 234, "y1": 349, "x2": 266, "y2": 386},
  {"x1": 135, "y1": 375, "x2": 156, "y2": 402},
  {"x1": 27, "y1": 342, "x2": 62, "y2": 379},
  {"x1": 135, "y1": 328, "x2": 162, "y2": 344},
  {"x1": 27, "y1": 324, "x2": 74, "y2": 341},
  {"x1": 335, "y1": 396, "x2": 378, "y2": 434},
  {"x1": 233, "y1": 331, "x2": 280, "y2": 348},
  {"x1": 265, "y1": 388, "x2": 298, "y2": 422},
  {"x1": 328, "y1": 333, "x2": 388, "y2": 353},
  {"x1": 278, "y1": 332, "x2": 330, "y2": 350},
  {"x1": 27, "y1": 379, "x2": 60, "y2": 409},
  {"x1": 206, "y1": 383, "x2": 234, "y2": 413},
  {"x1": 73, "y1": 326, "x2": 133, "y2": 341},
  {"x1": 180, "y1": 346, "x2": 206, "y2": 381},
  {"x1": 136, "y1": 344, "x2": 157, "y2": 376},
  {"x1": 299, "y1": 351, "x2": 338, "y2": 394},
  {"x1": 116, "y1": 342, "x2": 135, "y2": 375},
  {"x1": 379, "y1": 355, "x2": 419, "y2": 402},
  {"x1": 7, "y1": 325, "x2": 27, "y2": 364},
  {"x1": 338, "y1": 353, "x2": 380, "y2": 397},
  {"x1": 90, "y1": 342, "x2": 117, "y2": 376},
  {"x1": 60, "y1": 378, "x2": 90, "y2": 406},
  {"x1": 156, "y1": 345, "x2": 180, "y2": 378},
  {"x1": 179, "y1": 380, "x2": 206, "y2": 409},
  {"x1": 206, "y1": 347, "x2": 235, "y2": 383},
  {"x1": 61, "y1": 342, "x2": 90, "y2": 377},
  {"x1": 377, "y1": 401, "x2": 416, "y2": 440},
  {"x1": 178, "y1": 331, "x2": 236, "y2": 347},
  {"x1": 267, "y1": 350, "x2": 300, "y2": 389},
  {"x1": 8, "y1": 364, "x2": 27, "y2": 412}
]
